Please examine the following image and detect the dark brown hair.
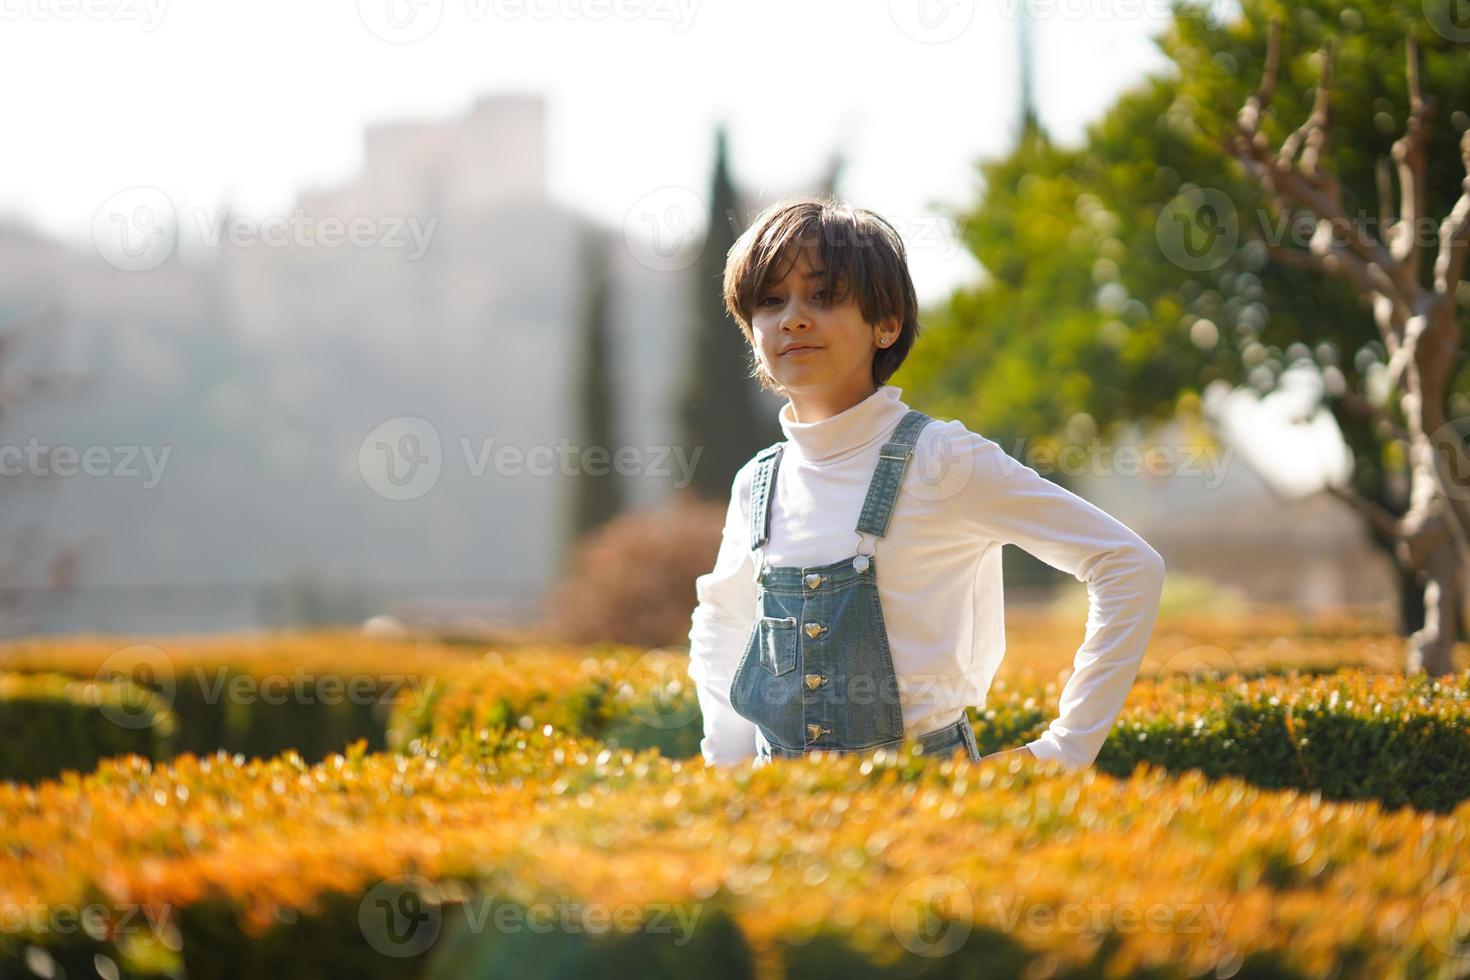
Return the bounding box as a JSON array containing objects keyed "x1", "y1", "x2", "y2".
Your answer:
[{"x1": 723, "y1": 195, "x2": 921, "y2": 393}]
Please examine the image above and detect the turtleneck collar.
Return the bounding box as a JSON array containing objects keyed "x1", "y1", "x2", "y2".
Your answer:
[{"x1": 778, "y1": 385, "x2": 910, "y2": 464}]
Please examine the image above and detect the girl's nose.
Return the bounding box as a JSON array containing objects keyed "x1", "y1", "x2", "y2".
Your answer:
[{"x1": 780, "y1": 301, "x2": 812, "y2": 330}]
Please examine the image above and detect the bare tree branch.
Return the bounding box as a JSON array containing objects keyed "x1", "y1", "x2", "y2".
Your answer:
[
  {"x1": 1235, "y1": 18, "x2": 1281, "y2": 136},
  {"x1": 1325, "y1": 483, "x2": 1401, "y2": 540},
  {"x1": 1434, "y1": 128, "x2": 1470, "y2": 298},
  {"x1": 1277, "y1": 37, "x2": 1333, "y2": 181},
  {"x1": 1389, "y1": 34, "x2": 1433, "y2": 284}
]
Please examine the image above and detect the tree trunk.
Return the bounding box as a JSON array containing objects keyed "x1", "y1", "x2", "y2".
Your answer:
[
  {"x1": 1396, "y1": 559, "x2": 1427, "y2": 638},
  {"x1": 1229, "y1": 25, "x2": 1470, "y2": 674}
]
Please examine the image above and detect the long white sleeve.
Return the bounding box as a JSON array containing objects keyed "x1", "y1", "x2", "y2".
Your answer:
[
  {"x1": 685, "y1": 464, "x2": 760, "y2": 767},
  {"x1": 948, "y1": 427, "x2": 1166, "y2": 770}
]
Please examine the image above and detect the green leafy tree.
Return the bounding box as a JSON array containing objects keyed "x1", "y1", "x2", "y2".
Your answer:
[
  {"x1": 680, "y1": 125, "x2": 782, "y2": 501},
  {"x1": 905, "y1": 0, "x2": 1470, "y2": 671},
  {"x1": 567, "y1": 226, "x2": 622, "y2": 542}
]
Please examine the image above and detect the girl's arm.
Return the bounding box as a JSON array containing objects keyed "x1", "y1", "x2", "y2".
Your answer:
[
  {"x1": 685, "y1": 465, "x2": 761, "y2": 766},
  {"x1": 942, "y1": 424, "x2": 1167, "y2": 770}
]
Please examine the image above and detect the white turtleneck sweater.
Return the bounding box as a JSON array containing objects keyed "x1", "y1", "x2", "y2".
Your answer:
[{"x1": 685, "y1": 384, "x2": 1166, "y2": 770}]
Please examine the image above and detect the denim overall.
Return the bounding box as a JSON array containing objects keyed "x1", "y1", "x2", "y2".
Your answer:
[{"x1": 729, "y1": 409, "x2": 982, "y2": 765}]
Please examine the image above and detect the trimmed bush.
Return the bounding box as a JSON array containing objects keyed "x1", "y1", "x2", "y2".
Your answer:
[
  {"x1": 2, "y1": 735, "x2": 1469, "y2": 978},
  {"x1": 0, "y1": 672, "x2": 174, "y2": 783}
]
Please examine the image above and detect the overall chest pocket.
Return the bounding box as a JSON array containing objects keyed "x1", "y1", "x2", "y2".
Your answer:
[{"x1": 755, "y1": 615, "x2": 798, "y2": 677}]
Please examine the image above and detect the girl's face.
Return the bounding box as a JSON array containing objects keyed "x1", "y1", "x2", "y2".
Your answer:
[{"x1": 750, "y1": 245, "x2": 899, "y2": 423}]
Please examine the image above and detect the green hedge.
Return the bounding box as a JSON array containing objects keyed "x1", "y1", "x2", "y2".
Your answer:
[
  {"x1": 0, "y1": 673, "x2": 174, "y2": 783},
  {"x1": 1097, "y1": 695, "x2": 1470, "y2": 813}
]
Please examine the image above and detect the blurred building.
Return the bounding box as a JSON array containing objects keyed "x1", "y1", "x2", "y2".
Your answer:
[
  {"x1": 0, "y1": 91, "x2": 1397, "y2": 636},
  {"x1": 1071, "y1": 417, "x2": 1398, "y2": 612},
  {"x1": 0, "y1": 93, "x2": 692, "y2": 635}
]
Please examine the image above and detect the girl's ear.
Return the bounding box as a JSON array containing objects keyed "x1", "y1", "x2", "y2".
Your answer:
[{"x1": 873, "y1": 315, "x2": 901, "y2": 346}]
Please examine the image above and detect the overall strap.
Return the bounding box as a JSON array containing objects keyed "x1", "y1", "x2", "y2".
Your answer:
[
  {"x1": 748, "y1": 442, "x2": 785, "y2": 551},
  {"x1": 855, "y1": 410, "x2": 934, "y2": 539}
]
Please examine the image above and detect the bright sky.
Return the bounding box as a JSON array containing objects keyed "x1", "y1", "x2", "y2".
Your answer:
[{"x1": 0, "y1": 0, "x2": 1192, "y2": 303}]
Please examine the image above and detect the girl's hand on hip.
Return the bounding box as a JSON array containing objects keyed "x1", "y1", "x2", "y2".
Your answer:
[{"x1": 979, "y1": 745, "x2": 1036, "y2": 764}]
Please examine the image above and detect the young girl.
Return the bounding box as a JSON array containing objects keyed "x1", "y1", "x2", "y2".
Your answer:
[{"x1": 686, "y1": 196, "x2": 1166, "y2": 770}]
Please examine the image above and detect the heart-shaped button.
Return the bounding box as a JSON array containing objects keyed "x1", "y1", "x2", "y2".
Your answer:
[
  {"x1": 804, "y1": 622, "x2": 822, "y2": 639},
  {"x1": 805, "y1": 573, "x2": 823, "y2": 589}
]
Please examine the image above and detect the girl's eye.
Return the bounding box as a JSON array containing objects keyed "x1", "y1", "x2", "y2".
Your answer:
[{"x1": 758, "y1": 289, "x2": 827, "y2": 306}]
